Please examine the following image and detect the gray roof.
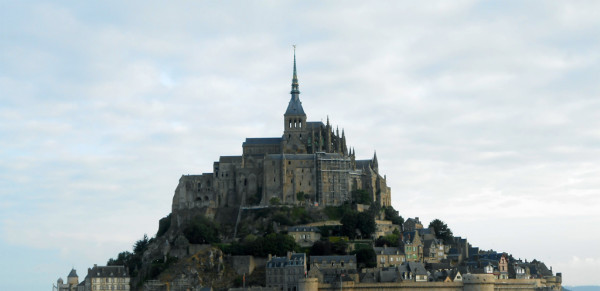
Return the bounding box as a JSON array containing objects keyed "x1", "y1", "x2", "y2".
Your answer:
[
  {"x1": 68, "y1": 268, "x2": 78, "y2": 278},
  {"x1": 285, "y1": 96, "x2": 306, "y2": 115},
  {"x1": 87, "y1": 265, "x2": 128, "y2": 278},
  {"x1": 267, "y1": 253, "x2": 306, "y2": 268},
  {"x1": 355, "y1": 160, "x2": 372, "y2": 170},
  {"x1": 306, "y1": 121, "x2": 324, "y2": 129},
  {"x1": 243, "y1": 137, "x2": 282, "y2": 146},
  {"x1": 310, "y1": 255, "x2": 356, "y2": 264},
  {"x1": 398, "y1": 262, "x2": 428, "y2": 276}
]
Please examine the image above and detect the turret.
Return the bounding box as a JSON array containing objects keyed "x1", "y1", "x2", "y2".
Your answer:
[{"x1": 372, "y1": 151, "x2": 379, "y2": 173}]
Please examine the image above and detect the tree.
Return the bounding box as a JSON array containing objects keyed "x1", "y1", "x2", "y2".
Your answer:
[
  {"x1": 383, "y1": 206, "x2": 404, "y2": 226},
  {"x1": 351, "y1": 189, "x2": 372, "y2": 205},
  {"x1": 183, "y1": 216, "x2": 221, "y2": 244},
  {"x1": 296, "y1": 191, "x2": 305, "y2": 201},
  {"x1": 356, "y1": 212, "x2": 376, "y2": 239},
  {"x1": 341, "y1": 210, "x2": 376, "y2": 239},
  {"x1": 340, "y1": 211, "x2": 359, "y2": 239},
  {"x1": 351, "y1": 246, "x2": 376, "y2": 268},
  {"x1": 269, "y1": 197, "x2": 280, "y2": 205},
  {"x1": 428, "y1": 219, "x2": 453, "y2": 244}
]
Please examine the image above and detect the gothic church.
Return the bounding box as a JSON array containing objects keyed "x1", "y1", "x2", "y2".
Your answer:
[{"x1": 172, "y1": 52, "x2": 391, "y2": 214}]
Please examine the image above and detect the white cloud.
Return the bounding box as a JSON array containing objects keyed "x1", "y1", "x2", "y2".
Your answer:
[{"x1": 1, "y1": 0, "x2": 600, "y2": 288}]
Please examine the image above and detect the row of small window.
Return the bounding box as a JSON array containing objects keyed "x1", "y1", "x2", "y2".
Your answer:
[
  {"x1": 92, "y1": 285, "x2": 127, "y2": 290},
  {"x1": 380, "y1": 256, "x2": 405, "y2": 262},
  {"x1": 93, "y1": 278, "x2": 126, "y2": 283}
]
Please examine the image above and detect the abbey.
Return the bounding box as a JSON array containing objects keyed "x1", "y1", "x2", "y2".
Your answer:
[{"x1": 172, "y1": 52, "x2": 391, "y2": 213}]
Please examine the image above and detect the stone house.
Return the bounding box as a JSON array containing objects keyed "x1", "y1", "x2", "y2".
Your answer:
[
  {"x1": 423, "y1": 238, "x2": 446, "y2": 263},
  {"x1": 266, "y1": 252, "x2": 307, "y2": 291},
  {"x1": 373, "y1": 246, "x2": 405, "y2": 268},
  {"x1": 401, "y1": 231, "x2": 423, "y2": 262},
  {"x1": 82, "y1": 265, "x2": 130, "y2": 291},
  {"x1": 287, "y1": 226, "x2": 320, "y2": 247},
  {"x1": 403, "y1": 217, "x2": 423, "y2": 232},
  {"x1": 309, "y1": 255, "x2": 358, "y2": 284},
  {"x1": 398, "y1": 262, "x2": 428, "y2": 282},
  {"x1": 498, "y1": 254, "x2": 509, "y2": 279}
]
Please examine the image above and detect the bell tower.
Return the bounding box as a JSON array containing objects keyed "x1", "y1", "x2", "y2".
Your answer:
[{"x1": 283, "y1": 46, "x2": 307, "y2": 153}]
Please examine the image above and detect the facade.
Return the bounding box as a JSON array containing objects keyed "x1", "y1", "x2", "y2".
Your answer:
[
  {"x1": 171, "y1": 52, "x2": 391, "y2": 215},
  {"x1": 403, "y1": 217, "x2": 423, "y2": 232},
  {"x1": 423, "y1": 238, "x2": 446, "y2": 263},
  {"x1": 309, "y1": 255, "x2": 358, "y2": 284},
  {"x1": 288, "y1": 226, "x2": 321, "y2": 247},
  {"x1": 373, "y1": 246, "x2": 405, "y2": 268},
  {"x1": 266, "y1": 252, "x2": 307, "y2": 291},
  {"x1": 83, "y1": 265, "x2": 130, "y2": 291},
  {"x1": 401, "y1": 231, "x2": 423, "y2": 262}
]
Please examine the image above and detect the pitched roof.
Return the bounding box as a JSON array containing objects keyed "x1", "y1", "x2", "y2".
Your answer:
[
  {"x1": 310, "y1": 255, "x2": 356, "y2": 264},
  {"x1": 87, "y1": 265, "x2": 128, "y2": 278},
  {"x1": 267, "y1": 253, "x2": 306, "y2": 268},
  {"x1": 68, "y1": 268, "x2": 78, "y2": 278}
]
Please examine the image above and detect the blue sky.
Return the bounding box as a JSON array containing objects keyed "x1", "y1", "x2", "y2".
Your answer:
[{"x1": 1, "y1": 1, "x2": 600, "y2": 289}]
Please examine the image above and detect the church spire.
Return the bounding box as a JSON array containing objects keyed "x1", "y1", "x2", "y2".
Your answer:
[
  {"x1": 291, "y1": 45, "x2": 300, "y2": 96},
  {"x1": 285, "y1": 45, "x2": 305, "y2": 116}
]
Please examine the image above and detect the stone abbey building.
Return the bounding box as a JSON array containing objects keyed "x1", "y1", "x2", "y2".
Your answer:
[{"x1": 172, "y1": 52, "x2": 391, "y2": 214}]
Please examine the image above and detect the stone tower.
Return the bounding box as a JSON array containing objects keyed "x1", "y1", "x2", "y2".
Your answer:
[{"x1": 282, "y1": 48, "x2": 308, "y2": 154}]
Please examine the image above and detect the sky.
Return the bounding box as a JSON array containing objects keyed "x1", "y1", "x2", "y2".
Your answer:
[{"x1": 1, "y1": 1, "x2": 599, "y2": 289}]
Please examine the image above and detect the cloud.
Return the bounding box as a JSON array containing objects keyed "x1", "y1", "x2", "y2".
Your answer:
[{"x1": 1, "y1": 0, "x2": 600, "y2": 287}]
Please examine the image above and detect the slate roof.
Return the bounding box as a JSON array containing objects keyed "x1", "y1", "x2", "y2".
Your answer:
[
  {"x1": 243, "y1": 137, "x2": 282, "y2": 146},
  {"x1": 306, "y1": 121, "x2": 324, "y2": 129},
  {"x1": 267, "y1": 253, "x2": 306, "y2": 268},
  {"x1": 355, "y1": 160, "x2": 372, "y2": 170},
  {"x1": 398, "y1": 262, "x2": 428, "y2": 275},
  {"x1": 310, "y1": 255, "x2": 356, "y2": 264},
  {"x1": 87, "y1": 265, "x2": 128, "y2": 278},
  {"x1": 68, "y1": 268, "x2": 78, "y2": 278},
  {"x1": 285, "y1": 96, "x2": 305, "y2": 115}
]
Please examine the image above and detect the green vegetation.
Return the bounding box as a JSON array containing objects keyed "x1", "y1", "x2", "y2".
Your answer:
[
  {"x1": 269, "y1": 197, "x2": 280, "y2": 205},
  {"x1": 148, "y1": 256, "x2": 178, "y2": 279},
  {"x1": 296, "y1": 191, "x2": 305, "y2": 201},
  {"x1": 219, "y1": 233, "x2": 299, "y2": 257},
  {"x1": 183, "y1": 215, "x2": 221, "y2": 244},
  {"x1": 156, "y1": 213, "x2": 171, "y2": 237},
  {"x1": 324, "y1": 203, "x2": 352, "y2": 220},
  {"x1": 375, "y1": 233, "x2": 400, "y2": 247},
  {"x1": 429, "y1": 218, "x2": 453, "y2": 244},
  {"x1": 107, "y1": 234, "x2": 153, "y2": 278},
  {"x1": 309, "y1": 240, "x2": 348, "y2": 256},
  {"x1": 383, "y1": 206, "x2": 404, "y2": 226},
  {"x1": 351, "y1": 189, "x2": 372, "y2": 205},
  {"x1": 351, "y1": 244, "x2": 376, "y2": 268},
  {"x1": 340, "y1": 211, "x2": 376, "y2": 239}
]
